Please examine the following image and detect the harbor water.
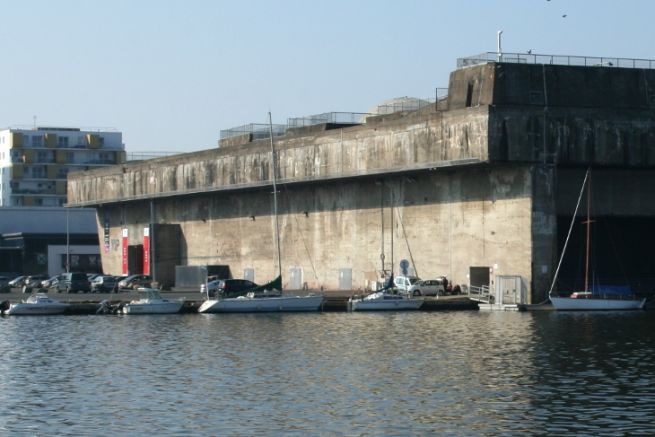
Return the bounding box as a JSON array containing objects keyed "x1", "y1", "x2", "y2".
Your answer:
[{"x1": 1, "y1": 311, "x2": 654, "y2": 436}]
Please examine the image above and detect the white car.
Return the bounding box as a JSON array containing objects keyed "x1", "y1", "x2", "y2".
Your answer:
[{"x1": 394, "y1": 275, "x2": 447, "y2": 296}]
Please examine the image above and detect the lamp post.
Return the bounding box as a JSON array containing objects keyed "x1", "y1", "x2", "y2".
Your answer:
[{"x1": 66, "y1": 207, "x2": 70, "y2": 273}]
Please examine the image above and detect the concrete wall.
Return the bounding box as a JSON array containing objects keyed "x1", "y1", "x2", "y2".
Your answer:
[
  {"x1": 94, "y1": 164, "x2": 534, "y2": 296},
  {"x1": 67, "y1": 107, "x2": 490, "y2": 206}
]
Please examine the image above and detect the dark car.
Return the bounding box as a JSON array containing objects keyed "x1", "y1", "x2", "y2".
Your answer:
[
  {"x1": 91, "y1": 275, "x2": 119, "y2": 293},
  {"x1": 206, "y1": 279, "x2": 257, "y2": 297},
  {"x1": 41, "y1": 274, "x2": 64, "y2": 289},
  {"x1": 53, "y1": 272, "x2": 92, "y2": 293},
  {"x1": 8, "y1": 276, "x2": 26, "y2": 288},
  {"x1": 117, "y1": 274, "x2": 152, "y2": 290}
]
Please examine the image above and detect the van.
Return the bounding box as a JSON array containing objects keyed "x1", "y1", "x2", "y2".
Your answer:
[
  {"x1": 54, "y1": 272, "x2": 91, "y2": 293},
  {"x1": 394, "y1": 275, "x2": 447, "y2": 296}
]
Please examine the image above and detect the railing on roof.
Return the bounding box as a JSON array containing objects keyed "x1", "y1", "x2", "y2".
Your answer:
[
  {"x1": 375, "y1": 97, "x2": 437, "y2": 116},
  {"x1": 127, "y1": 151, "x2": 181, "y2": 161},
  {"x1": 220, "y1": 123, "x2": 287, "y2": 140},
  {"x1": 457, "y1": 52, "x2": 655, "y2": 70},
  {"x1": 287, "y1": 112, "x2": 370, "y2": 128}
]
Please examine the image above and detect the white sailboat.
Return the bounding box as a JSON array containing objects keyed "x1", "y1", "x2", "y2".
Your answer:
[
  {"x1": 348, "y1": 286, "x2": 424, "y2": 311},
  {"x1": 198, "y1": 112, "x2": 324, "y2": 314},
  {"x1": 549, "y1": 168, "x2": 646, "y2": 310},
  {"x1": 348, "y1": 193, "x2": 423, "y2": 311}
]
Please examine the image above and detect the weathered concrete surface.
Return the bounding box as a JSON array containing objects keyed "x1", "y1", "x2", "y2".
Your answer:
[
  {"x1": 90, "y1": 164, "x2": 534, "y2": 299},
  {"x1": 68, "y1": 107, "x2": 489, "y2": 206},
  {"x1": 67, "y1": 61, "x2": 655, "y2": 302}
]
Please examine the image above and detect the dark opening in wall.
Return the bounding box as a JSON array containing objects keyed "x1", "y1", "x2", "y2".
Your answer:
[{"x1": 466, "y1": 82, "x2": 474, "y2": 107}]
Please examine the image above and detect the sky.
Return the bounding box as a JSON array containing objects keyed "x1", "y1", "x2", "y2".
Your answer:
[{"x1": 1, "y1": 0, "x2": 653, "y2": 153}]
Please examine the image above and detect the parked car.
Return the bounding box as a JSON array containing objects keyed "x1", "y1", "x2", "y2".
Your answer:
[
  {"x1": 41, "y1": 274, "x2": 64, "y2": 289},
  {"x1": 117, "y1": 274, "x2": 152, "y2": 290},
  {"x1": 91, "y1": 275, "x2": 119, "y2": 293},
  {"x1": 206, "y1": 279, "x2": 257, "y2": 297},
  {"x1": 53, "y1": 272, "x2": 91, "y2": 293},
  {"x1": 9, "y1": 275, "x2": 27, "y2": 288},
  {"x1": 393, "y1": 275, "x2": 448, "y2": 296},
  {"x1": 22, "y1": 274, "x2": 50, "y2": 293}
]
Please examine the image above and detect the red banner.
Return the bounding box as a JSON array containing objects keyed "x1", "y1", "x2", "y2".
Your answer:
[
  {"x1": 121, "y1": 228, "x2": 129, "y2": 275},
  {"x1": 143, "y1": 227, "x2": 150, "y2": 276}
]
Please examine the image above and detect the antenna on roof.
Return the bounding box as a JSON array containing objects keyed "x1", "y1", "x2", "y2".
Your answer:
[
  {"x1": 33, "y1": 115, "x2": 37, "y2": 130},
  {"x1": 497, "y1": 30, "x2": 503, "y2": 61}
]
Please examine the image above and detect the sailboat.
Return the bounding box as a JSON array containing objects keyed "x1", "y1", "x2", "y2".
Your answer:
[
  {"x1": 197, "y1": 113, "x2": 324, "y2": 313},
  {"x1": 549, "y1": 168, "x2": 646, "y2": 310},
  {"x1": 347, "y1": 192, "x2": 423, "y2": 311}
]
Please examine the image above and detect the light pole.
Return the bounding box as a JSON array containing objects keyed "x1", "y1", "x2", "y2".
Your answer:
[{"x1": 66, "y1": 208, "x2": 70, "y2": 273}]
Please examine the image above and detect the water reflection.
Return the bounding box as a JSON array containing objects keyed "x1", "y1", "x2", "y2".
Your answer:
[{"x1": 0, "y1": 311, "x2": 653, "y2": 435}]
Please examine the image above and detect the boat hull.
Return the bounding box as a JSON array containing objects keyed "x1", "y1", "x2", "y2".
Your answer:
[
  {"x1": 198, "y1": 295, "x2": 324, "y2": 313},
  {"x1": 122, "y1": 301, "x2": 183, "y2": 314},
  {"x1": 348, "y1": 298, "x2": 423, "y2": 311},
  {"x1": 550, "y1": 296, "x2": 646, "y2": 311},
  {"x1": 6, "y1": 303, "x2": 70, "y2": 315}
]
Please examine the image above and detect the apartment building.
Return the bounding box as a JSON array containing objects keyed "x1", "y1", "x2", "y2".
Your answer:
[{"x1": 0, "y1": 127, "x2": 125, "y2": 206}]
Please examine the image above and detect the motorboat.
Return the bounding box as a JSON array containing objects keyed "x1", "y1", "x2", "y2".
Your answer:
[
  {"x1": 5, "y1": 293, "x2": 70, "y2": 315},
  {"x1": 122, "y1": 288, "x2": 184, "y2": 314},
  {"x1": 348, "y1": 291, "x2": 423, "y2": 311}
]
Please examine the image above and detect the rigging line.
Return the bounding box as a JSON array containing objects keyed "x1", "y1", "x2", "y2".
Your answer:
[
  {"x1": 548, "y1": 168, "x2": 590, "y2": 297},
  {"x1": 395, "y1": 207, "x2": 418, "y2": 278},
  {"x1": 280, "y1": 182, "x2": 319, "y2": 282}
]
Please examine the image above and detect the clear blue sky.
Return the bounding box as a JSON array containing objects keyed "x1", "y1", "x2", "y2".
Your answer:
[{"x1": 1, "y1": 0, "x2": 652, "y2": 153}]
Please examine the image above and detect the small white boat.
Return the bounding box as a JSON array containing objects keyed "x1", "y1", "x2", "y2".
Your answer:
[
  {"x1": 198, "y1": 292, "x2": 324, "y2": 313},
  {"x1": 348, "y1": 291, "x2": 423, "y2": 311},
  {"x1": 550, "y1": 294, "x2": 646, "y2": 311},
  {"x1": 6, "y1": 293, "x2": 70, "y2": 315},
  {"x1": 122, "y1": 288, "x2": 184, "y2": 314}
]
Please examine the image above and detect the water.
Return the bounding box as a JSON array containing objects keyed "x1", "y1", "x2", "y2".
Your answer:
[{"x1": 1, "y1": 311, "x2": 654, "y2": 436}]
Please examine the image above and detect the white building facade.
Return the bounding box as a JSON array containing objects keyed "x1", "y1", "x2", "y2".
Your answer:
[{"x1": 0, "y1": 127, "x2": 125, "y2": 207}]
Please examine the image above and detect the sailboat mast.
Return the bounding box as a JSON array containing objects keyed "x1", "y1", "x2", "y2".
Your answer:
[
  {"x1": 584, "y1": 171, "x2": 592, "y2": 292},
  {"x1": 548, "y1": 168, "x2": 589, "y2": 296},
  {"x1": 269, "y1": 112, "x2": 282, "y2": 279}
]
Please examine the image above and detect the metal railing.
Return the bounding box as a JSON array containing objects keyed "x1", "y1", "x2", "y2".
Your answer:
[
  {"x1": 468, "y1": 285, "x2": 492, "y2": 303},
  {"x1": 126, "y1": 151, "x2": 181, "y2": 161},
  {"x1": 220, "y1": 123, "x2": 287, "y2": 140},
  {"x1": 287, "y1": 112, "x2": 370, "y2": 128},
  {"x1": 375, "y1": 97, "x2": 436, "y2": 116},
  {"x1": 457, "y1": 52, "x2": 655, "y2": 70}
]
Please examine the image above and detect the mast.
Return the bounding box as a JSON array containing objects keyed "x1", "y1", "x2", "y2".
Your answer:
[
  {"x1": 583, "y1": 171, "x2": 593, "y2": 292},
  {"x1": 269, "y1": 112, "x2": 282, "y2": 279},
  {"x1": 548, "y1": 168, "x2": 590, "y2": 296}
]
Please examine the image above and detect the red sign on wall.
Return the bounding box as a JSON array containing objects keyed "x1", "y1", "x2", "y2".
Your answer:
[
  {"x1": 121, "y1": 228, "x2": 129, "y2": 275},
  {"x1": 143, "y1": 227, "x2": 150, "y2": 276}
]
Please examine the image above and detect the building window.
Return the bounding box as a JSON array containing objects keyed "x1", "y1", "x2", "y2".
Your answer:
[
  {"x1": 31, "y1": 136, "x2": 42, "y2": 147},
  {"x1": 58, "y1": 136, "x2": 69, "y2": 147},
  {"x1": 31, "y1": 167, "x2": 45, "y2": 178}
]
